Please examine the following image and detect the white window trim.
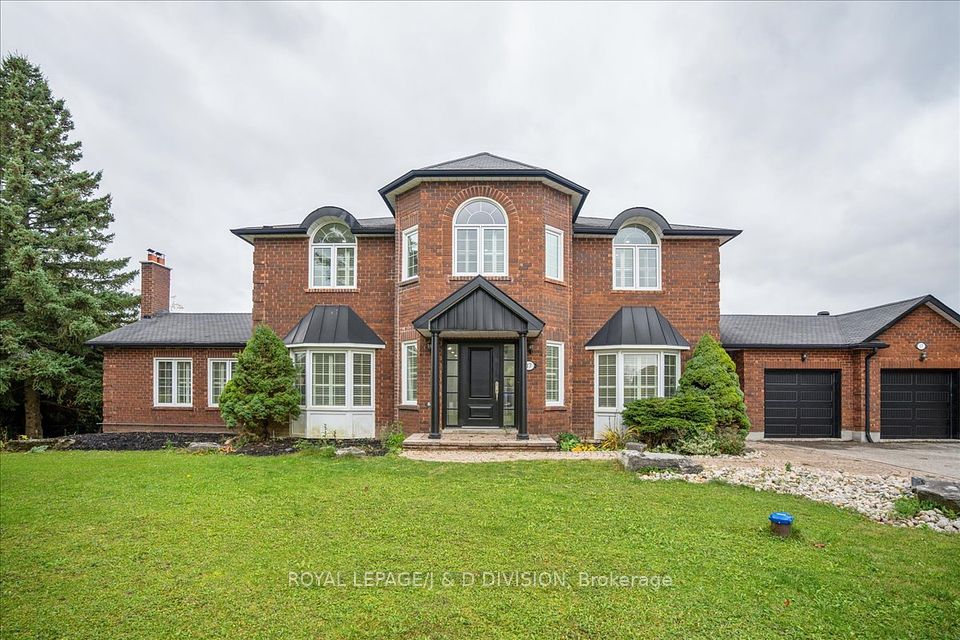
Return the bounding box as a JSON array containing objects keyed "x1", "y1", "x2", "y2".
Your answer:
[
  {"x1": 291, "y1": 347, "x2": 376, "y2": 411},
  {"x1": 612, "y1": 222, "x2": 661, "y2": 291},
  {"x1": 401, "y1": 225, "x2": 419, "y2": 282},
  {"x1": 593, "y1": 349, "x2": 683, "y2": 412},
  {"x1": 308, "y1": 222, "x2": 358, "y2": 290},
  {"x1": 401, "y1": 340, "x2": 418, "y2": 406},
  {"x1": 545, "y1": 341, "x2": 565, "y2": 406},
  {"x1": 452, "y1": 197, "x2": 509, "y2": 277},
  {"x1": 207, "y1": 358, "x2": 237, "y2": 408},
  {"x1": 545, "y1": 225, "x2": 564, "y2": 282},
  {"x1": 153, "y1": 357, "x2": 193, "y2": 408}
]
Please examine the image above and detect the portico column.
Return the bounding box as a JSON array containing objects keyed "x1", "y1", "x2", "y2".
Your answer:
[
  {"x1": 429, "y1": 330, "x2": 441, "y2": 439},
  {"x1": 517, "y1": 331, "x2": 529, "y2": 440}
]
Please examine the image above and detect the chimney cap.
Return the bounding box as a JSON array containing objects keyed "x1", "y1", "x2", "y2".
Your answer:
[{"x1": 817, "y1": 310, "x2": 830, "y2": 316}]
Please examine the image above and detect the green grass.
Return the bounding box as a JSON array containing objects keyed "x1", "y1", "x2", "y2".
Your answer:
[{"x1": 2, "y1": 452, "x2": 958, "y2": 639}]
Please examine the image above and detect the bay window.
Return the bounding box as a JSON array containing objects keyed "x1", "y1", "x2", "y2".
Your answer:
[
  {"x1": 287, "y1": 348, "x2": 376, "y2": 410},
  {"x1": 593, "y1": 350, "x2": 682, "y2": 411}
]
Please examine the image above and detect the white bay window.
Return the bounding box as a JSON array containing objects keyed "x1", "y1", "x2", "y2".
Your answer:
[{"x1": 592, "y1": 349, "x2": 683, "y2": 437}]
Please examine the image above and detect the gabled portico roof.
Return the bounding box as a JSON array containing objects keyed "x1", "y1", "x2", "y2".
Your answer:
[{"x1": 412, "y1": 276, "x2": 544, "y2": 338}]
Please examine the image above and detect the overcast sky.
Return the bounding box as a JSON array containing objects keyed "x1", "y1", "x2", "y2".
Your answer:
[{"x1": 3, "y1": 1, "x2": 958, "y2": 315}]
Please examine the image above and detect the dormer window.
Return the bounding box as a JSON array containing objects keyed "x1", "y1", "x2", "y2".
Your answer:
[
  {"x1": 613, "y1": 223, "x2": 660, "y2": 290},
  {"x1": 453, "y1": 198, "x2": 508, "y2": 276},
  {"x1": 311, "y1": 222, "x2": 356, "y2": 288}
]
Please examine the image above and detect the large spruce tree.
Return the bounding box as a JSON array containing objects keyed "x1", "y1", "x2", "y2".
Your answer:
[{"x1": 0, "y1": 55, "x2": 138, "y2": 437}]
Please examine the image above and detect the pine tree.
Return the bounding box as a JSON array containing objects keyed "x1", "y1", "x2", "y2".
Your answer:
[
  {"x1": 218, "y1": 325, "x2": 301, "y2": 440},
  {"x1": 678, "y1": 334, "x2": 751, "y2": 434},
  {"x1": 0, "y1": 55, "x2": 138, "y2": 437}
]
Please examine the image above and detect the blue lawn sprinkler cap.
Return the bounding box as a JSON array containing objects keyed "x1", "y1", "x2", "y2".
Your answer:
[{"x1": 769, "y1": 512, "x2": 794, "y2": 525}]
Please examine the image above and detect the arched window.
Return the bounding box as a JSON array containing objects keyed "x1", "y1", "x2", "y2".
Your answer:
[
  {"x1": 453, "y1": 198, "x2": 508, "y2": 276},
  {"x1": 311, "y1": 222, "x2": 356, "y2": 288},
  {"x1": 613, "y1": 223, "x2": 659, "y2": 290}
]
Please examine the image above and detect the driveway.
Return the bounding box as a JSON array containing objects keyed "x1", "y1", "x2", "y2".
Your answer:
[{"x1": 760, "y1": 441, "x2": 960, "y2": 481}]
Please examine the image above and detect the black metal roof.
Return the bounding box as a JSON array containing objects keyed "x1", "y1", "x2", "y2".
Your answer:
[
  {"x1": 574, "y1": 207, "x2": 741, "y2": 245},
  {"x1": 231, "y1": 206, "x2": 395, "y2": 245},
  {"x1": 285, "y1": 305, "x2": 385, "y2": 347},
  {"x1": 720, "y1": 295, "x2": 960, "y2": 349},
  {"x1": 413, "y1": 276, "x2": 544, "y2": 336},
  {"x1": 379, "y1": 152, "x2": 590, "y2": 220},
  {"x1": 586, "y1": 307, "x2": 690, "y2": 349},
  {"x1": 86, "y1": 313, "x2": 252, "y2": 347}
]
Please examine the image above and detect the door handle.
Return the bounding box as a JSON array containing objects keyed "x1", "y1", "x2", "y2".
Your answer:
[{"x1": 495, "y1": 381, "x2": 500, "y2": 401}]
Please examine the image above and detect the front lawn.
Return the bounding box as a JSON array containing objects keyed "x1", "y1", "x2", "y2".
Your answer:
[{"x1": 1, "y1": 452, "x2": 958, "y2": 639}]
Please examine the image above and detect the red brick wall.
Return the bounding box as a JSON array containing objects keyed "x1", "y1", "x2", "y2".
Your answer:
[
  {"x1": 735, "y1": 348, "x2": 864, "y2": 435},
  {"x1": 140, "y1": 261, "x2": 170, "y2": 318},
  {"x1": 570, "y1": 236, "x2": 722, "y2": 435},
  {"x1": 102, "y1": 347, "x2": 241, "y2": 434},
  {"x1": 732, "y1": 304, "x2": 960, "y2": 437},
  {"x1": 393, "y1": 181, "x2": 575, "y2": 435},
  {"x1": 251, "y1": 234, "x2": 396, "y2": 431}
]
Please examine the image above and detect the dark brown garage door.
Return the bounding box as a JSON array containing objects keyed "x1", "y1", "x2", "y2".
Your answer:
[
  {"x1": 880, "y1": 370, "x2": 958, "y2": 440},
  {"x1": 764, "y1": 370, "x2": 840, "y2": 438}
]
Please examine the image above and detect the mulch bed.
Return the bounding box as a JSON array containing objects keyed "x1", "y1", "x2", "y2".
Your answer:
[{"x1": 7, "y1": 432, "x2": 387, "y2": 457}]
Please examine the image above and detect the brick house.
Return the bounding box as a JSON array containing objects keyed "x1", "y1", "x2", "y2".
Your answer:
[{"x1": 88, "y1": 153, "x2": 960, "y2": 441}]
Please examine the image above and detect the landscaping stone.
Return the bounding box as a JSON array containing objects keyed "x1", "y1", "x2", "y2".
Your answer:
[
  {"x1": 636, "y1": 465, "x2": 960, "y2": 533},
  {"x1": 625, "y1": 442, "x2": 647, "y2": 452},
  {"x1": 913, "y1": 479, "x2": 960, "y2": 513},
  {"x1": 187, "y1": 442, "x2": 223, "y2": 453},
  {"x1": 335, "y1": 446, "x2": 366, "y2": 457},
  {"x1": 5, "y1": 438, "x2": 61, "y2": 452},
  {"x1": 619, "y1": 450, "x2": 702, "y2": 474}
]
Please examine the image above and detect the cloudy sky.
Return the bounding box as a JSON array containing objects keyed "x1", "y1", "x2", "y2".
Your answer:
[{"x1": 3, "y1": 1, "x2": 958, "y2": 314}]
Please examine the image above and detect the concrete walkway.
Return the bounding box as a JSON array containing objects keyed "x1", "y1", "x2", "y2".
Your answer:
[{"x1": 766, "y1": 441, "x2": 960, "y2": 481}]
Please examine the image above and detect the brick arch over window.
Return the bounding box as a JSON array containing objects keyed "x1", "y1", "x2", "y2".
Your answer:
[{"x1": 441, "y1": 185, "x2": 519, "y2": 221}]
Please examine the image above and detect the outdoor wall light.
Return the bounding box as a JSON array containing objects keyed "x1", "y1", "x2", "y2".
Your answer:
[
  {"x1": 801, "y1": 352, "x2": 808, "y2": 362},
  {"x1": 916, "y1": 342, "x2": 928, "y2": 362},
  {"x1": 920, "y1": 351, "x2": 928, "y2": 362}
]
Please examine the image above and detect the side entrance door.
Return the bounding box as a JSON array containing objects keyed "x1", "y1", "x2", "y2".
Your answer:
[{"x1": 459, "y1": 344, "x2": 502, "y2": 428}]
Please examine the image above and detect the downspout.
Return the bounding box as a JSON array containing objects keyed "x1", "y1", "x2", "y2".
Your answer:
[{"x1": 863, "y1": 347, "x2": 878, "y2": 443}]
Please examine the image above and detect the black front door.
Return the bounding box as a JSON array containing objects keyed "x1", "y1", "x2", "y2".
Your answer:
[{"x1": 459, "y1": 344, "x2": 502, "y2": 427}]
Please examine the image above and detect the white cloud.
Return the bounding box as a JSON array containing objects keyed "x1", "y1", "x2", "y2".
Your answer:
[{"x1": 2, "y1": 1, "x2": 956, "y2": 314}]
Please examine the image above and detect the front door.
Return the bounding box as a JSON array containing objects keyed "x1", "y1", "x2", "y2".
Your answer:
[{"x1": 459, "y1": 344, "x2": 502, "y2": 427}]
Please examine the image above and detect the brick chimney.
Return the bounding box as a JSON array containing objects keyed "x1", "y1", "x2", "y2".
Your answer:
[{"x1": 140, "y1": 249, "x2": 171, "y2": 318}]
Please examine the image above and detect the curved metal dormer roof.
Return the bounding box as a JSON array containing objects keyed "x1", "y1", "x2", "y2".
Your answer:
[
  {"x1": 231, "y1": 206, "x2": 395, "y2": 245},
  {"x1": 574, "y1": 207, "x2": 742, "y2": 245},
  {"x1": 285, "y1": 305, "x2": 385, "y2": 348},
  {"x1": 586, "y1": 307, "x2": 690, "y2": 350}
]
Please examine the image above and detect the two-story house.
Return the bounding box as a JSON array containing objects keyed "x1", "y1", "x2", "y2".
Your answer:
[{"x1": 89, "y1": 153, "x2": 960, "y2": 442}]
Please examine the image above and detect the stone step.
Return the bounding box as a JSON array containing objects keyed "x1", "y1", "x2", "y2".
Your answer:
[{"x1": 402, "y1": 432, "x2": 557, "y2": 451}]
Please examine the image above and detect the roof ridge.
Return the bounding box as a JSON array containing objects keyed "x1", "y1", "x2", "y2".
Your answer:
[
  {"x1": 832, "y1": 295, "x2": 928, "y2": 317},
  {"x1": 419, "y1": 151, "x2": 541, "y2": 171}
]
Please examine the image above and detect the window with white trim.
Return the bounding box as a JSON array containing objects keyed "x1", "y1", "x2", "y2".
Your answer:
[
  {"x1": 402, "y1": 341, "x2": 418, "y2": 405},
  {"x1": 293, "y1": 352, "x2": 307, "y2": 406},
  {"x1": 311, "y1": 222, "x2": 356, "y2": 288},
  {"x1": 207, "y1": 358, "x2": 237, "y2": 407},
  {"x1": 545, "y1": 341, "x2": 564, "y2": 405},
  {"x1": 402, "y1": 226, "x2": 419, "y2": 281},
  {"x1": 290, "y1": 348, "x2": 374, "y2": 409},
  {"x1": 594, "y1": 350, "x2": 682, "y2": 410},
  {"x1": 154, "y1": 358, "x2": 192, "y2": 407},
  {"x1": 545, "y1": 226, "x2": 563, "y2": 281},
  {"x1": 453, "y1": 198, "x2": 507, "y2": 276},
  {"x1": 613, "y1": 223, "x2": 660, "y2": 290}
]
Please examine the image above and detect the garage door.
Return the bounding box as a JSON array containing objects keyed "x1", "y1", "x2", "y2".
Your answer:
[
  {"x1": 880, "y1": 370, "x2": 958, "y2": 440},
  {"x1": 764, "y1": 370, "x2": 840, "y2": 438}
]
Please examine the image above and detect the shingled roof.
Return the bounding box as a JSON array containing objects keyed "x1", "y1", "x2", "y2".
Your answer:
[
  {"x1": 720, "y1": 295, "x2": 960, "y2": 348},
  {"x1": 86, "y1": 313, "x2": 252, "y2": 347},
  {"x1": 419, "y1": 152, "x2": 542, "y2": 171}
]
